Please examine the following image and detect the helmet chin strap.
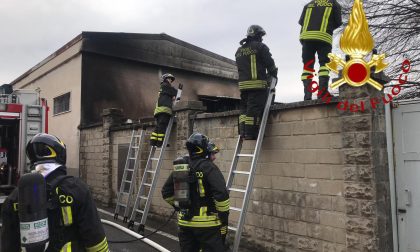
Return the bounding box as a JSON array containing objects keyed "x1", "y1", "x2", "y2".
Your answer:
[{"x1": 34, "y1": 163, "x2": 62, "y2": 177}]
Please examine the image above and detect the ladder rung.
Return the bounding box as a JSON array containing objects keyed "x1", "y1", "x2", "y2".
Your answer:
[
  {"x1": 134, "y1": 135, "x2": 142, "y2": 137},
  {"x1": 150, "y1": 158, "x2": 159, "y2": 161},
  {"x1": 230, "y1": 207, "x2": 242, "y2": 211},
  {"x1": 229, "y1": 188, "x2": 246, "y2": 193},
  {"x1": 123, "y1": 180, "x2": 132, "y2": 184},
  {"x1": 120, "y1": 192, "x2": 129, "y2": 195},
  {"x1": 144, "y1": 183, "x2": 152, "y2": 187},
  {"x1": 233, "y1": 171, "x2": 250, "y2": 175},
  {"x1": 140, "y1": 196, "x2": 148, "y2": 200},
  {"x1": 146, "y1": 170, "x2": 155, "y2": 174},
  {"x1": 237, "y1": 154, "x2": 254, "y2": 157},
  {"x1": 126, "y1": 168, "x2": 134, "y2": 172},
  {"x1": 132, "y1": 146, "x2": 139, "y2": 149},
  {"x1": 118, "y1": 203, "x2": 127, "y2": 207},
  {"x1": 228, "y1": 226, "x2": 238, "y2": 231},
  {"x1": 135, "y1": 209, "x2": 144, "y2": 214},
  {"x1": 129, "y1": 157, "x2": 136, "y2": 160}
]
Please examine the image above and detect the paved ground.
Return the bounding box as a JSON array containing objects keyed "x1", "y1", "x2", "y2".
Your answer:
[
  {"x1": 100, "y1": 209, "x2": 181, "y2": 252},
  {"x1": 0, "y1": 206, "x2": 181, "y2": 252}
]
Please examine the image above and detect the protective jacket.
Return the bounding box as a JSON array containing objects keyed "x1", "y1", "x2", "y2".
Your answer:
[
  {"x1": 1, "y1": 167, "x2": 109, "y2": 252},
  {"x1": 235, "y1": 40, "x2": 277, "y2": 90},
  {"x1": 299, "y1": 0, "x2": 342, "y2": 45},
  {"x1": 154, "y1": 80, "x2": 178, "y2": 116},
  {"x1": 162, "y1": 158, "x2": 229, "y2": 228}
]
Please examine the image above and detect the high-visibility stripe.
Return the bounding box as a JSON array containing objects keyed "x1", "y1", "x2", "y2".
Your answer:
[
  {"x1": 239, "y1": 115, "x2": 246, "y2": 123},
  {"x1": 215, "y1": 199, "x2": 230, "y2": 212},
  {"x1": 318, "y1": 66, "x2": 330, "y2": 77},
  {"x1": 61, "y1": 206, "x2": 73, "y2": 226},
  {"x1": 153, "y1": 106, "x2": 172, "y2": 115},
  {"x1": 299, "y1": 31, "x2": 332, "y2": 44},
  {"x1": 250, "y1": 54, "x2": 257, "y2": 80},
  {"x1": 238, "y1": 80, "x2": 267, "y2": 90},
  {"x1": 245, "y1": 116, "x2": 254, "y2": 125},
  {"x1": 164, "y1": 196, "x2": 174, "y2": 205},
  {"x1": 220, "y1": 226, "x2": 227, "y2": 234},
  {"x1": 178, "y1": 213, "x2": 222, "y2": 227},
  {"x1": 86, "y1": 237, "x2": 109, "y2": 252},
  {"x1": 198, "y1": 179, "x2": 205, "y2": 197},
  {"x1": 199, "y1": 206, "x2": 208, "y2": 216},
  {"x1": 321, "y1": 7, "x2": 332, "y2": 33},
  {"x1": 60, "y1": 242, "x2": 72, "y2": 252},
  {"x1": 302, "y1": 7, "x2": 313, "y2": 32}
]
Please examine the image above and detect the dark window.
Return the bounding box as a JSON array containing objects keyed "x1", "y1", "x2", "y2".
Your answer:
[
  {"x1": 53, "y1": 92, "x2": 70, "y2": 115},
  {"x1": 198, "y1": 95, "x2": 240, "y2": 113}
]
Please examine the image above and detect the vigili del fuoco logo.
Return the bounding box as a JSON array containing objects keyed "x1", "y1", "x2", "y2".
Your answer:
[{"x1": 304, "y1": 0, "x2": 411, "y2": 112}]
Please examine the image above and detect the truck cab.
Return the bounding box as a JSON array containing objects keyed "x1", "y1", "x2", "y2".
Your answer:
[{"x1": 0, "y1": 84, "x2": 47, "y2": 201}]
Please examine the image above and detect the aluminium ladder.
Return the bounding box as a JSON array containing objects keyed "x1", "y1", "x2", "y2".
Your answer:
[
  {"x1": 226, "y1": 77, "x2": 277, "y2": 252},
  {"x1": 128, "y1": 83, "x2": 183, "y2": 234},
  {"x1": 114, "y1": 126, "x2": 146, "y2": 222}
]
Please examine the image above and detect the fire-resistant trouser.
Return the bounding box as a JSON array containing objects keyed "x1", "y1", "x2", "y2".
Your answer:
[
  {"x1": 301, "y1": 41, "x2": 332, "y2": 100},
  {"x1": 178, "y1": 226, "x2": 226, "y2": 252},
  {"x1": 239, "y1": 89, "x2": 268, "y2": 139},
  {"x1": 150, "y1": 113, "x2": 171, "y2": 147}
]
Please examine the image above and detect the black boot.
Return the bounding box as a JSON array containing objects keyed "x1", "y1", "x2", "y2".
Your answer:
[
  {"x1": 302, "y1": 79, "x2": 312, "y2": 100},
  {"x1": 318, "y1": 76, "x2": 330, "y2": 99}
]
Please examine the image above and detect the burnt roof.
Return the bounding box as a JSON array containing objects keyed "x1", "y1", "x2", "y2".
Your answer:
[{"x1": 11, "y1": 32, "x2": 238, "y2": 85}]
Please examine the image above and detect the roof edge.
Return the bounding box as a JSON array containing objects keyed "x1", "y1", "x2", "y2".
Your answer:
[{"x1": 11, "y1": 33, "x2": 83, "y2": 85}]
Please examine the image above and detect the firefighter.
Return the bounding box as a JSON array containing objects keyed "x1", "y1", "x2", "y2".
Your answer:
[
  {"x1": 1, "y1": 133, "x2": 109, "y2": 252},
  {"x1": 162, "y1": 133, "x2": 229, "y2": 252},
  {"x1": 236, "y1": 25, "x2": 277, "y2": 140},
  {"x1": 207, "y1": 141, "x2": 219, "y2": 162},
  {"x1": 299, "y1": 0, "x2": 342, "y2": 100},
  {"x1": 150, "y1": 73, "x2": 178, "y2": 147}
]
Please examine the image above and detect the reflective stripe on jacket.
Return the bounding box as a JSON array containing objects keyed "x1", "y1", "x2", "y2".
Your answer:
[{"x1": 299, "y1": 0, "x2": 342, "y2": 45}]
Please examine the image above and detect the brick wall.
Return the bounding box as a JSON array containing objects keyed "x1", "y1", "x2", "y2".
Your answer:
[{"x1": 79, "y1": 98, "x2": 392, "y2": 251}]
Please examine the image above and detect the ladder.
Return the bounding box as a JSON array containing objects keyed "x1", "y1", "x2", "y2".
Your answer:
[
  {"x1": 128, "y1": 83, "x2": 183, "y2": 233},
  {"x1": 226, "y1": 77, "x2": 277, "y2": 252},
  {"x1": 114, "y1": 126, "x2": 146, "y2": 222}
]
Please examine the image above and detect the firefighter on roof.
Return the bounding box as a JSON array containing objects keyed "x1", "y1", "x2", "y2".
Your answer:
[
  {"x1": 162, "y1": 133, "x2": 229, "y2": 251},
  {"x1": 236, "y1": 25, "x2": 277, "y2": 140},
  {"x1": 1, "y1": 133, "x2": 109, "y2": 252},
  {"x1": 299, "y1": 0, "x2": 342, "y2": 100},
  {"x1": 150, "y1": 73, "x2": 178, "y2": 147}
]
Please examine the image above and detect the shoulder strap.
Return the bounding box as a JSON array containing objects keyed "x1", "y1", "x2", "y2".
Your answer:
[
  {"x1": 190, "y1": 159, "x2": 207, "y2": 172},
  {"x1": 48, "y1": 175, "x2": 73, "y2": 192}
]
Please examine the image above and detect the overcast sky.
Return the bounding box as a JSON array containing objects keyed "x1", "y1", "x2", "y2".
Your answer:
[{"x1": 0, "y1": 0, "x2": 318, "y2": 102}]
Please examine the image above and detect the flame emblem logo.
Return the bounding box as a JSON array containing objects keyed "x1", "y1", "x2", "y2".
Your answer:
[{"x1": 326, "y1": 0, "x2": 388, "y2": 90}]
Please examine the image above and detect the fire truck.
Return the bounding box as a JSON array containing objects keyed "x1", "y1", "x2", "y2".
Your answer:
[{"x1": 0, "y1": 84, "x2": 48, "y2": 200}]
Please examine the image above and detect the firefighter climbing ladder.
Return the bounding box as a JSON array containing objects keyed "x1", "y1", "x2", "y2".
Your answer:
[
  {"x1": 128, "y1": 83, "x2": 183, "y2": 234},
  {"x1": 226, "y1": 77, "x2": 277, "y2": 252},
  {"x1": 114, "y1": 126, "x2": 146, "y2": 222}
]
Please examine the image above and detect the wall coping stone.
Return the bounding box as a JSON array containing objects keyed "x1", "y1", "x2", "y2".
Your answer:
[{"x1": 194, "y1": 97, "x2": 340, "y2": 120}]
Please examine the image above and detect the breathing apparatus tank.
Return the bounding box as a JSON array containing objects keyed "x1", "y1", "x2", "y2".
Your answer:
[
  {"x1": 18, "y1": 172, "x2": 49, "y2": 252},
  {"x1": 172, "y1": 155, "x2": 191, "y2": 209}
]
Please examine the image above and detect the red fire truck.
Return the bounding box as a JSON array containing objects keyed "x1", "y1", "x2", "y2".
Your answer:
[{"x1": 0, "y1": 84, "x2": 48, "y2": 199}]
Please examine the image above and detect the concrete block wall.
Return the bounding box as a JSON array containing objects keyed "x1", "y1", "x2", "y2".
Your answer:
[
  {"x1": 193, "y1": 103, "x2": 346, "y2": 251},
  {"x1": 79, "y1": 98, "x2": 392, "y2": 251},
  {"x1": 79, "y1": 125, "x2": 110, "y2": 203}
]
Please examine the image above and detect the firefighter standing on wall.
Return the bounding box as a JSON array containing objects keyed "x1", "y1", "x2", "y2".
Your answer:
[
  {"x1": 1, "y1": 133, "x2": 109, "y2": 252},
  {"x1": 150, "y1": 73, "x2": 178, "y2": 147},
  {"x1": 161, "y1": 133, "x2": 229, "y2": 252},
  {"x1": 236, "y1": 25, "x2": 277, "y2": 140},
  {"x1": 299, "y1": 0, "x2": 342, "y2": 100}
]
